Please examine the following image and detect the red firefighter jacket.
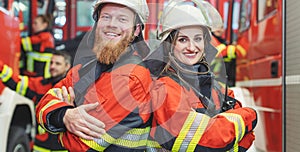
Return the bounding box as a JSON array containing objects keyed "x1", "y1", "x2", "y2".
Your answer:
[
  {"x1": 21, "y1": 30, "x2": 55, "y2": 78},
  {"x1": 22, "y1": 31, "x2": 55, "y2": 53},
  {"x1": 0, "y1": 60, "x2": 59, "y2": 103},
  {"x1": 211, "y1": 36, "x2": 246, "y2": 60},
  {"x1": 36, "y1": 53, "x2": 152, "y2": 151},
  {"x1": 149, "y1": 72, "x2": 257, "y2": 151}
]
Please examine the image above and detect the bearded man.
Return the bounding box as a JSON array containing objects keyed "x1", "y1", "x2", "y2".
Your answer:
[{"x1": 36, "y1": 0, "x2": 153, "y2": 151}]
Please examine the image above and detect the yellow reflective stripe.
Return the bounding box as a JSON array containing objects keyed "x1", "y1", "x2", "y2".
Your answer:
[
  {"x1": 236, "y1": 45, "x2": 247, "y2": 57},
  {"x1": 49, "y1": 88, "x2": 62, "y2": 97},
  {"x1": 146, "y1": 139, "x2": 165, "y2": 152},
  {"x1": 114, "y1": 127, "x2": 150, "y2": 148},
  {"x1": 81, "y1": 138, "x2": 107, "y2": 151},
  {"x1": 19, "y1": 59, "x2": 24, "y2": 69},
  {"x1": 81, "y1": 133, "x2": 115, "y2": 151},
  {"x1": 146, "y1": 139, "x2": 161, "y2": 148},
  {"x1": 223, "y1": 58, "x2": 232, "y2": 62},
  {"x1": 227, "y1": 45, "x2": 236, "y2": 59},
  {"x1": 216, "y1": 44, "x2": 227, "y2": 52},
  {"x1": 227, "y1": 144, "x2": 239, "y2": 152},
  {"x1": 172, "y1": 112, "x2": 197, "y2": 151},
  {"x1": 37, "y1": 125, "x2": 46, "y2": 134},
  {"x1": 0, "y1": 65, "x2": 13, "y2": 82},
  {"x1": 27, "y1": 52, "x2": 53, "y2": 62},
  {"x1": 187, "y1": 114, "x2": 210, "y2": 151},
  {"x1": 59, "y1": 133, "x2": 65, "y2": 148},
  {"x1": 211, "y1": 58, "x2": 223, "y2": 73},
  {"x1": 215, "y1": 44, "x2": 227, "y2": 56},
  {"x1": 220, "y1": 113, "x2": 245, "y2": 147},
  {"x1": 38, "y1": 96, "x2": 62, "y2": 134},
  {"x1": 26, "y1": 52, "x2": 52, "y2": 78},
  {"x1": 16, "y1": 75, "x2": 29, "y2": 96},
  {"x1": 175, "y1": 113, "x2": 210, "y2": 151},
  {"x1": 81, "y1": 127, "x2": 150, "y2": 151},
  {"x1": 19, "y1": 22, "x2": 24, "y2": 30},
  {"x1": 44, "y1": 56, "x2": 51, "y2": 78},
  {"x1": 115, "y1": 139, "x2": 148, "y2": 148},
  {"x1": 21, "y1": 37, "x2": 33, "y2": 52},
  {"x1": 125, "y1": 126, "x2": 150, "y2": 135},
  {"x1": 33, "y1": 145, "x2": 68, "y2": 152}
]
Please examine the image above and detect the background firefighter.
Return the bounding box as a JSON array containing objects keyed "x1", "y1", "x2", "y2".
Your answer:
[
  {"x1": 0, "y1": 50, "x2": 71, "y2": 151},
  {"x1": 20, "y1": 14, "x2": 55, "y2": 78}
]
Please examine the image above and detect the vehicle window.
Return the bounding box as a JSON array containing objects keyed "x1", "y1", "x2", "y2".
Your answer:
[
  {"x1": 258, "y1": 0, "x2": 278, "y2": 21},
  {"x1": 76, "y1": 0, "x2": 94, "y2": 27},
  {"x1": 0, "y1": 0, "x2": 7, "y2": 8},
  {"x1": 12, "y1": 0, "x2": 30, "y2": 36},
  {"x1": 239, "y1": 0, "x2": 251, "y2": 32},
  {"x1": 37, "y1": 0, "x2": 48, "y2": 14},
  {"x1": 223, "y1": 2, "x2": 230, "y2": 34},
  {"x1": 53, "y1": 0, "x2": 66, "y2": 27},
  {"x1": 53, "y1": 0, "x2": 66, "y2": 40}
]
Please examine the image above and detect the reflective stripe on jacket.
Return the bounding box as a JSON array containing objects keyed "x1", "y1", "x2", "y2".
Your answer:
[
  {"x1": 21, "y1": 32, "x2": 54, "y2": 53},
  {"x1": 21, "y1": 31, "x2": 54, "y2": 78},
  {"x1": 25, "y1": 51, "x2": 53, "y2": 78},
  {"x1": 0, "y1": 64, "x2": 52, "y2": 103}
]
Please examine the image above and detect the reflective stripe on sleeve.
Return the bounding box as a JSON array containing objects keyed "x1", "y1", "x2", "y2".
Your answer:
[
  {"x1": 38, "y1": 90, "x2": 62, "y2": 134},
  {"x1": 227, "y1": 45, "x2": 236, "y2": 59},
  {"x1": 220, "y1": 113, "x2": 245, "y2": 152},
  {"x1": 236, "y1": 45, "x2": 247, "y2": 57},
  {"x1": 16, "y1": 75, "x2": 29, "y2": 96},
  {"x1": 21, "y1": 37, "x2": 33, "y2": 52},
  {"x1": 172, "y1": 112, "x2": 210, "y2": 151},
  {"x1": 216, "y1": 44, "x2": 227, "y2": 53},
  {"x1": 0, "y1": 65, "x2": 13, "y2": 82}
]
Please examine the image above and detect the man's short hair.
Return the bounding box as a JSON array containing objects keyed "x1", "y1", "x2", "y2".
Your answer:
[{"x1": 52, "y1": 50, "x2": 72, "y2": 65}]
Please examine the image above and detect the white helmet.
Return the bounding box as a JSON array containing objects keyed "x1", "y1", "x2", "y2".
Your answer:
[
  {"x1": 93, "y1": 0, "x2": 149, "y2": 24},
  {"x1": 157, "y1": 0, "x2": 223, "y2": 40}
]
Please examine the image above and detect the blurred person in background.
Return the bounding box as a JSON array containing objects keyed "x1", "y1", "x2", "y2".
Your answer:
[
  {"x1": 20, "y1": 14, "x2": 55, "y2": 78},
  {"x1": 0, "y1": 50, "x2": 71, "y2": 151}
]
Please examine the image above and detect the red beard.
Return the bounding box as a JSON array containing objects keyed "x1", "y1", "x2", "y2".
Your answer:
[{"x1": 93, "y1": 33, "x2": 133, "y2": 64}]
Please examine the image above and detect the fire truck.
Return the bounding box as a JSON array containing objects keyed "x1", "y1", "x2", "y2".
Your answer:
[
  {"x1": 233, "y1": 0, "x2": 283, "y2": 151},
  {"x1": 206, "y1": 0, "x2": 300, "y2": 151}
]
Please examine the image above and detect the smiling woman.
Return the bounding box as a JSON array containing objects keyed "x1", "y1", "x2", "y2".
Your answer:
[
  {"x1": 146, "y1": 0, "x2": 257, "y2": 151},
  {"x1": 173, "y1": 26, "x2": 206, "y2": 65}
]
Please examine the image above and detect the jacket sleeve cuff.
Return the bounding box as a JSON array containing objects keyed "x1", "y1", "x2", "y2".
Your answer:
[{"x1": 47, "y1": 106, "x2": 73, "y2": 132}]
